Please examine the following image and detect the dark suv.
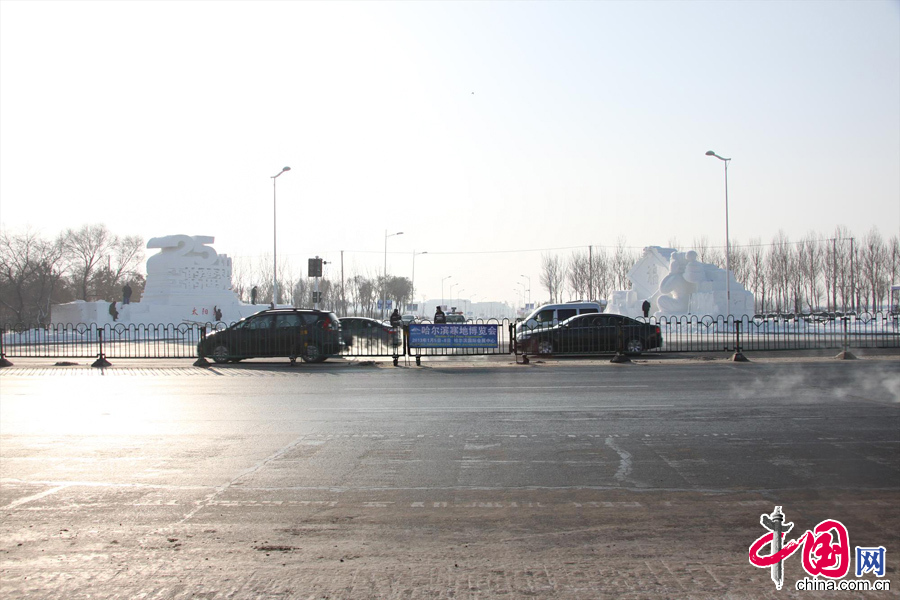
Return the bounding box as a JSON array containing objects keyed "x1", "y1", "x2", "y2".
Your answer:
[{"x1": 198, "y1": 308, "x2": 343, "y2": 364}]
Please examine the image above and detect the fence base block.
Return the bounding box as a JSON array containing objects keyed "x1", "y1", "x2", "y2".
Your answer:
[
  {"x1": 193, "y1": 356, "x2": 211, "y2": 368},
  {"x1": 731, "y1": 351, "x2": 749, "y2": 362},
  {"x1": 0, "y1": 355, "x2": 13, "y2": 368},
  {"x1": 834, "y1": 350, "x2": 858, "y2": 360},
  {"x1": 610, "y1": 353, "x2": 631, "y2": 364},
  {"x1": 91, "y1": 355, "x2": 112, "y2": 368}
]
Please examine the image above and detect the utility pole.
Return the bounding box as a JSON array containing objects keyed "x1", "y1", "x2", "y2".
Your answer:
[
  {"x1": 832, "y1": 237, "x2": 837, "y2": 312},
  {"x1": 341, "y1": 250, "x2": 345, "y2": 316},
  {"x1": 850, "y1": 237, "x2": 856, "y2": 313},
  {"x1": 589, "y1": 245, "x2": 593, "y2": 301}
]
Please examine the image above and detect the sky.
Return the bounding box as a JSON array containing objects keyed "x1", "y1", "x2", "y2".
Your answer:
[{"x1": 1, "y1": 0, "x2": 898, "y2": 310}]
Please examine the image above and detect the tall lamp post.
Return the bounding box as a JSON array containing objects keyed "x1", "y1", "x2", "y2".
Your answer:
[
  {"x1": 706, "y1": 150, "x2": 747, "y2": 363},
  {"x1": 383, "y1": 230, "x2": 404, "y2": 319},
  {"x1": 441, "y1": 275, "x2": 452, "y2": 309},
  {"x1": 411, "y1": 251, "x2": 427, "y2": 314},
  {"x1": 271, "y1": 166, "x2": 291, "y2": 306},
  {"x1": 705, "y1": 151, "x2": 731, "y2": 315},
  {"x1": 519, "y1": 274, "x2": 531, "y2": 307}
]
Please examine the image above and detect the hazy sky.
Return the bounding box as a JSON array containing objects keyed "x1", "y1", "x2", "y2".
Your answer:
[{"x1": 1, "y1": 0, "x2": 898, "y2": 308}]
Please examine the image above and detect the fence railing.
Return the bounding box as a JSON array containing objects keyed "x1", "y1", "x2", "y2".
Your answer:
[
  {"x1": 511, "y1": 312, "x2": 898, "y2": 356},
  {"x1": 1, "y1": 312, "x2": 897, "y2": 363}
]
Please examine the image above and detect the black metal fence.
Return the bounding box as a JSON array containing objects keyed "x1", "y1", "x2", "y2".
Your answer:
[
  {"x1": 512, "y1": 312, "x2": 899, "y2": 356},
  {"x1": 1, "y1": 312, "x2": 897, "y2": 363}
]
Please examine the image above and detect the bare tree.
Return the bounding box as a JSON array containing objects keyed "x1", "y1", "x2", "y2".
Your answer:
[
  {"x1": 0, "y1": 229, "x2": 67, "y2": 324},
  {"x1": 728, "y1": 239, "x2": 751, "y2": 293},
  {"x1": 889, "y1": 235, "x2": 900, "y2": 298},
  {"x1": 611, "y1": 239, "x2": 635, "y2": 291},
  {"x1": 766, "y1": 231, "x2": 792, "y2": 312},
  {"x1": 797, "y1": 232, "x2": 824, "y2": 311},
  {"x1": 539, "y1": 253, "x2": 566, "y2": 303},
  {"x1": 91, "y1": 234, "x2": 146, "y2": 302},
  {"x1": 592, "y1": 249, "x2": 613, "y2": 301},
  {"x1": 567, "y1": 251, "x2": 591, "y2": 301},
  {"x1": 746, "y1": 238, "x2": 767, "y2": 313},
  {"x1": 859, "y1": 228, "x2": 889, "y2": 312},
  {"x1": 63, "y1": 224, "x2": 115, "y2": 301},
  {"x1": 231, "y1": 255, "x2": 252, "y2": 302}
]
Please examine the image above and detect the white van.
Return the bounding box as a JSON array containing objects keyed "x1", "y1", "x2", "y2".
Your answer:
[{"x1": 515, "y1": 301, "x2": 603, "y2": 333}]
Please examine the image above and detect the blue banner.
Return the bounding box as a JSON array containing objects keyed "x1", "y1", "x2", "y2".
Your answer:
[{"x1": 408, "y1": 324, "x2": 499, "y2": 348}]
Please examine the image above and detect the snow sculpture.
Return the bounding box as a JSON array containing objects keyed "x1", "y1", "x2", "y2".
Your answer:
[
  {"x1": 656, "y1": 251, "x2": 696, "y2": 313},
  {"x1": 605, "y1": 246, "x2": 754, "y2": 318},
  {"x1": 52, "y1": 235, "x2": 265, "y2": 325},
  {"x1": 142, "y1": 235, "x2": 232, "y2": 304}
]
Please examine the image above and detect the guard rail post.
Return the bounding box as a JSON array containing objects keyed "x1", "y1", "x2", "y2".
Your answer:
[
  {"x1": 731, "y1": 318, "x2": 748, "y2": 362},
  {"x1": 91, "y1": 328, "x2": 112, "y2": 368},
  {"x1": 610, "y1": 321, "x2": 630, "y2": 363},
  {"x1": 0, "y1": 325, "x2": 12, "y2": 367},
  {"x1": 835, "y1": 316, "x2": 856, "y2": 360},
  {"x1": 193, "y1": 325, "x2": 211, "y2": 367}
]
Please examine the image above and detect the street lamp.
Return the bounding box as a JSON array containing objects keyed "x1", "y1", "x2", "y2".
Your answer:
[
  {"x1": 271, "y1": 166, "x2": 290, "y2": 306},
  {"x1": 411, "y1": 250, "x2": 427, "y2": 314},
  {"x1": 382, "y1": 230, "x2": 404, "y2": 319},
  {"x1": 706, "y1": 150, "x2": 747, "y2": 363},
  {"x1": 519, "y1": 274, "x2": 531, "y2": 306},
  {"x1": 705, "y1": 151, "x2": 732, "y2": 315},
  {"x1": 456, "y1": 289, "x2": 465, "y2": 312},
  {"x1": 449, "y1": 283, "x2": 457, "y2": 309},
  {"x1": 441, "y1": 275, "x2": 452, "y2": 309}
]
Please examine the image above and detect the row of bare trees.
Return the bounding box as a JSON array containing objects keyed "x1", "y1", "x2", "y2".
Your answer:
[
  {"x1": 230, "y1": 254, "x2": 413, "y2": 317},
  {"x1": 1, "y1": 225, "x2": 145, "y2": 324},
  {"x1": 541, "y1": 227, "x2": 900, "y2": 314},
  {"x1": 4, "y1": 224, "x2": 897, "y2": 325}
]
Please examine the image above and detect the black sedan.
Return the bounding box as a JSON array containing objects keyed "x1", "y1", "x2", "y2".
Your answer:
[
  {"x1": 198, "y1": 308, "x2": 343, "y2": 364},
  {"x1": 339, "y1": 317, "x2": 402, "y2": 349},
  {"x1": 516, "y1": 313, "x2": 662, "y2": 356}
]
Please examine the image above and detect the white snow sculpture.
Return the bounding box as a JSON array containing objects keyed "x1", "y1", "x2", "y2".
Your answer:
[
  {"x1": 142, "y1": 235, "x2": 232, "y2": 304},
  {"x1": 52, "y1": 235, "x2": 266, "y2": 325},
  {"x1": 656, "y1": 251, "x2": 696, "y2": 313},
  {"x1": 605, "y1": 246, "x2": 754, "y2": 318}
]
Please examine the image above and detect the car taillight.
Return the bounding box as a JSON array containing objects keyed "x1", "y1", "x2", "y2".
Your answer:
[{"x1": 655, "y1": 326, "x2": 661, "y2": 335}]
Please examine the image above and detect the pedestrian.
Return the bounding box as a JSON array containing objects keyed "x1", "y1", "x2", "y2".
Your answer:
[
  {"x1": 251, "y1": 286, "x2": 258, "y2": 305},
  {"x1": 434, "y1": 306, "x2": 446, "y2": 324},
  {"x1": 123, "y1": 283, "x2": 132, "y2": 305},
  {"x1": 109, "y1": 301, "x2": 119, "y2": 322},
  {"x1": 390, "y1": 308, "x2": 402, "y2": 328},
  {"x1": 642, "y1": 299, "x2": 651, "y2": 318},
  {"x1": 214, "y1": 306, "x2": 222, "y2": 322}
]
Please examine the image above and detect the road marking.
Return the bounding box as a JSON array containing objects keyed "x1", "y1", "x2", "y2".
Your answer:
[
  {"x1": 345, "y1": 385, "x2": 651, "y2": 391},
  {"x1": 2, "y1": 484, "x2": 68, "y2": 510},
  {"x1": 605, "y1": 436, "x2": 633, "y2": 483},
  {"x1": 307, "y1": 405, "x2": 675, "y2": 412}
]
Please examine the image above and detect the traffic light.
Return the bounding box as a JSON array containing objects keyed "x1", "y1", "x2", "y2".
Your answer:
[{"x1": 308, "y1": 257, "x2": 323, "y2": 277}]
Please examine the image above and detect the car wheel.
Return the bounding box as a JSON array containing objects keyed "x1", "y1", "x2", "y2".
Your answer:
[
  {"x1": 301, "y1": 343, "x2": 326, "y2": 363},
  {"x1": 537, "y1": 339, "x2": 554, "y2": 356},
  {"x1": 212, "y1": 344, "x2": 230, "y2": 364},
  {"x1": 625, "y1": 339, "x2": 643, "y2": 355}
]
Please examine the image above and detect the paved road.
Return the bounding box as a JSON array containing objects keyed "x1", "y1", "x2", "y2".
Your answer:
[{"x1": 1, "y1": 359, "x2": 898, "y2": 599}]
